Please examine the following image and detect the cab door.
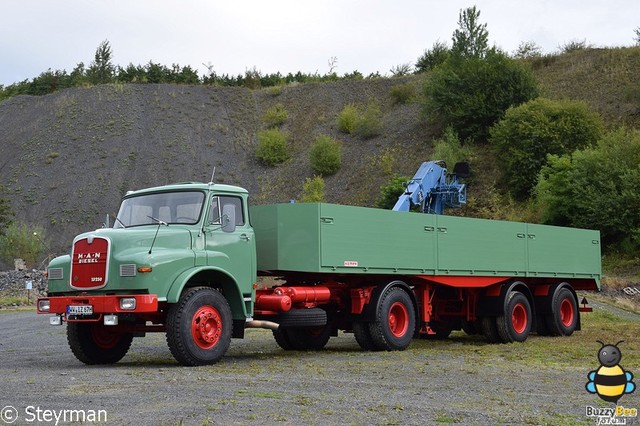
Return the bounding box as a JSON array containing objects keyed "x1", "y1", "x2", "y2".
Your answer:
[{"x1": 204, "y1": 195, "x2": 256, "y2": 297}]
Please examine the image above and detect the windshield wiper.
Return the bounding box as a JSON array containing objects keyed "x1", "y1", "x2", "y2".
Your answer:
[
  {"x1": 147, "y1": 216, "x2": 169, "y2": 254},
  {"x1": 147, "y1": 215, "x2": 169, "y2": 227}
]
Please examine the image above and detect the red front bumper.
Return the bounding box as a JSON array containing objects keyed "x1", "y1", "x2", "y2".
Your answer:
[{"x1": 37, "y1": 294, "x2": 159, "y2": 314}]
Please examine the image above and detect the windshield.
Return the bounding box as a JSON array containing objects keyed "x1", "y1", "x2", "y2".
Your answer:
[{"x1": 114, "y1": 191, "x2": 205, "y2": 228}]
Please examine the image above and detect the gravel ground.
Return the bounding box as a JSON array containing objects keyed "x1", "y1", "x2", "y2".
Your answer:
[{"x1": 2, "y1": 307, "x2": 638, "y2": 426}]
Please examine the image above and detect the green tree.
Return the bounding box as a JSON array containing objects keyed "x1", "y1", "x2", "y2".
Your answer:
[
  {"x1": 0, "y1": 222, "x2": 46, "y2": 267},
  {"x1": 535, "y1": 128, "x2": 640, "y2": 251},
  {"x1": 423, "y1": 50, "x2": 538, "y2": 143},
  {"x1": 310, "y1": 135, "x2": 342, "y2": 176},
  {"x1": 376, "y1": 175, "x2": 409, "y2": 209},
  {"x1": 301, "y1": 176, "x2": 325, "y2": 202},
  {"x1": 415, "y1": 40, "x2": 450, "y2": 73},
  {"x1": 451, "y1": 6, "x2": 489, "y2": 59},
  {"x1": 490, "y1": 98, "x2": 603, "y2": 199},
  {"x1": 88, "y1": 40, "x2": 115, "y2": 84}
]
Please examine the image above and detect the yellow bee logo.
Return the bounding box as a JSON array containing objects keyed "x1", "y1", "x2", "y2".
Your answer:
[{"x1": 586, "y1": 340, "x2": 636, "y2": 403}]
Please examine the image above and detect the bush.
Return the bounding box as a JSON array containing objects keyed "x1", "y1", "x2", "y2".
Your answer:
[
  {"x1": 301, "y1": 176, "x2": 325, "y2": 203},
  {"x1": 0, "y1": 222, "x2": 47, "y2": 268},
  {"x1": 310, "y1": 135, "x2": 342, "y2": 176},
  {"x1": 422, "y1": 50, "x2": 538, "y2": 143},
  {"x1": 490, "y1": 98, "x2": 603, "y2": 199},
  {"x1": 390, "y1": 83, "x2": 416, "y2": 105},
  {"x1": 535, "y1": 128, "x2": 640, "y2": 251},
  {"x1": 355, "y1": 102, "x2": 382, "y2": 139},
  {"x1": 376, "y1": 175, "x2": 409, "y2": 209},
  {"x1": 256, "y1": 129, "x2": 290, "y2": 166},
  {"x1": 432, "y1": 127, "x2": 473, "y2": 170},
  {"x1": 337, "y1": 104, "x2": 359, "y2": 134},
  {"x1": 337, "y1": 102, "x2": 383, "y2": 139},
  {"x1": 262, "y1": 103, "x2": 288, "y2": 127}
]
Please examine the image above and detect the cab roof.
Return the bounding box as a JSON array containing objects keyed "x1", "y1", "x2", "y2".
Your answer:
[{"x1": 123, "y1": 182, "x2": 248, "y2": 198}]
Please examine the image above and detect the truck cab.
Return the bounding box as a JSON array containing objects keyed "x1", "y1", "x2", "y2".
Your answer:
[{"x1": 39, "y1": 183, "x2": 256, "y2": 365}]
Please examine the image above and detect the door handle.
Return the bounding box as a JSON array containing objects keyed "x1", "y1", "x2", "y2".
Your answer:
[{"x1": 240, "y1": 234, "x2": 251, "y2": 241}]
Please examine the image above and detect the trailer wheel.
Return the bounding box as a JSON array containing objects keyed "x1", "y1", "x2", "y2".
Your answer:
[
  {"x1": 67, "y1": 322, "x2": 133, "y2": 365},
  {"x1": 166, "y1": 287, "x2": 232, "y2": 366},
  {"x1": 480, "y1": 316, "x2": 501, "y2": 343},
  {"x1": 353, "y1": 322, "x2": 376, "y2": 351},
  {"x1": 496, "y1": 291, "x2": 532, "y2": 343},
  {"x1": 369, "y1": 287, "x2": 415, "y2": 351},
  {"x1": 546, "y1": 287, "x2": 578, "y2": 336}
]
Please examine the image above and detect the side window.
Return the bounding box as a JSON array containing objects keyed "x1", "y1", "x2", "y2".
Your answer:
[{"x1": 208, "y1": 196, "x2": 245, "y2": 226}]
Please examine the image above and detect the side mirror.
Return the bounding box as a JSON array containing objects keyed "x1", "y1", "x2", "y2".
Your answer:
[{"x1": 221, "y1": 204, "x2": 236, "y2": 233}]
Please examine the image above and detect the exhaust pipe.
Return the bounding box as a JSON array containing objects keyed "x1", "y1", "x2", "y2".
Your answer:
[{"x1": 245, "y1": 320, "x2": 280, "y2": 331}]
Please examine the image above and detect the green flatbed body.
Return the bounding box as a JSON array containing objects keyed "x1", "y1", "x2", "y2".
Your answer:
[{"x1": 251, "y1": 203, "x2": 601, "y2": 289}]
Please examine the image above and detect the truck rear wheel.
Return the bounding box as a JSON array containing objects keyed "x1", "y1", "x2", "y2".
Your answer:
[
  {"x1": 368, "y1": 287, "x2": 415, "y2": 351},
  {"x1": 166, "y1": 287, "x2": 232, "y2": 366},
  {"x1": 496, "y1": 291, "x2": 532, "y2": 343},
  {"x1": 67, "y1": 322, "x2": 133, "y2": 365},
  {"x1": 480, "y1": 316, "x2": 501, "y2": 343},
  {"x1": 545, "y1": 287, "x2": 578, "y2": 336},
  {"x1": 353, "y1": 321, "x2": 376, "y2": 350}
]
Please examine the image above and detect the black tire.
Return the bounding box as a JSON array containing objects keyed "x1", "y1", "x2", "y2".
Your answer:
[
  {"x1": 461, "y1": 319, "x2": 478, "y2": 335},
  {"x1": 276, "y1": 308, "x2": 327, "y2": 328},
  {"x1": 545, "y1": 287, "x2": 578, "y2": 336},
  {"x1": 480, "y1": 316, "x2": 501, "y2": 343},
  {"x1": 353, "y1": 321, "x2": 376, "y2": 351},
  {"x1": 272, "y1": 328, "x2": 295, "y2": 350},
  {"x1": 496, "y1": 291, "x2": 532, "y2": 343},
  {"x1": 67, "y1": 322, "x2": 133, "y2": 365},
  {"x1": 368, "y1": 287, "x2": 416, "y2": 351},
  {"x1": 280, "y1": 325, "x2": 332, "y2": 350},
  {"x1": 166, "y1": 287, "x2": 232, "y2": 366}
]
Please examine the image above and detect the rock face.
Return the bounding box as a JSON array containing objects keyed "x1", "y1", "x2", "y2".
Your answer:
[{"x1": 0, "y1": 78, "x2": 429, "y2": 257}]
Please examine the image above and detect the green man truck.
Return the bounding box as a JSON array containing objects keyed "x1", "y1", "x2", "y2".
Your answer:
[{"x1": 37, "y1": 161, "x2": 601, "y2": 366}]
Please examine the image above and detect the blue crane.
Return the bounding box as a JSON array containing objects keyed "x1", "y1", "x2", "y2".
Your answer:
[{"x1": 392, "y1": 161, "x2": 469, "y2": 215}]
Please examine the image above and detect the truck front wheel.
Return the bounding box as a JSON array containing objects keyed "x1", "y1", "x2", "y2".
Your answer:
[
  {"x1": 369, "y1": 287, "x2": 415, "y2": 351},
  {"x1": 166, "y1": 287, "x2": 232, "y2": 366},
  {"x1": 67, "y1": 323, "x2": 133, "y2": 365}
]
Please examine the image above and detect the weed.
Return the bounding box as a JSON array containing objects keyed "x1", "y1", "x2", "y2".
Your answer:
[
  {"x1": 262, "y1": 103, "x2": 288, "y2": 128},
  {"x1": 255, "y1": 129, "x2": 290, "y2": 166}
]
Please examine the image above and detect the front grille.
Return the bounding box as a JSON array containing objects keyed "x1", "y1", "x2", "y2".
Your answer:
[
  {"x1": 120, "y1": 264, "x2": 137, "y2": 277},
  {"x1": 48, "y1": 268, "x2": 64, "y2": 280}
]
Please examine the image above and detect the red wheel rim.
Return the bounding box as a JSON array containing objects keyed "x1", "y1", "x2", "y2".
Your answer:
[
  {"x1": 191, "y1": 305, "x2": 222, "y2": 349},
  {"x1": 511, "y1": 303, "x2": 528, "y2": 335},
  {"x1": 388, "y1": 302, "x2": 409, "y2": 338},
  {"x1": 91, "y1": 326, "x2": 120, "y2": 349},
  {"x1": 559, "y1": 298, "x2": 575, "y2": 327}
]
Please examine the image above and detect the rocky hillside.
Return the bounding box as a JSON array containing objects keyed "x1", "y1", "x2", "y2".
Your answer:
[{"x1": 1, "y1": 47, "x2": 639, "y2": 259}]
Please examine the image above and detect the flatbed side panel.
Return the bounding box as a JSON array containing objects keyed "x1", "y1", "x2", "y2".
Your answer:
[
  {"x1": 436, "y1": 215, "x2": 527, "y2": 275},
  {"x1": 319, "y1": 204, "x2": 437, "y2": 273},
  {"x1": 527, "y1": 223, "x2": 601, "y2": 283}
]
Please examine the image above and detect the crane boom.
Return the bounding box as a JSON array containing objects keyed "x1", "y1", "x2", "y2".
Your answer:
[{"x1": 392, "y1": 160, "x2": 468, "y2": 215}]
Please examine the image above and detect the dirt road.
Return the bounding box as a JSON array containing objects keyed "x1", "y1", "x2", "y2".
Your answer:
[{"x1": 0, "y1": 308, "x2": 637, "y2": 426}]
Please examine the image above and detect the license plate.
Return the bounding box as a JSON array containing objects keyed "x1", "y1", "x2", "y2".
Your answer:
[{"x1": 67, "y1": 305, "x2": 93, "y2": 316}]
